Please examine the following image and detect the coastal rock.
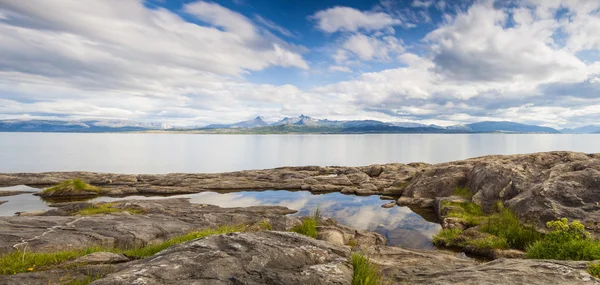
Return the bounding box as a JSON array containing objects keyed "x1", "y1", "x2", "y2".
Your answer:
[
  {"x1": 0, "y1": 199, "x2": 298, "y2": 254},
  {"x1": 91, "y1": 231, "x2": 353, "y2": 285},
  {"x1": 70, "y1": 252, "x2": 129, "y2": 265},
  {"x1": 0, "y1": 201, "x2": 5, "y2": 205},
  {"x1": 0, "y1": 191, "x2": 31, "y2": 197},
  {"x1": 401, "y1": 152, "x2": 600, "y2": 229}
]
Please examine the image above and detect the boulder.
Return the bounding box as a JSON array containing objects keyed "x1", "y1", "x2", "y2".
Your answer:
[{"x1": 91, "y1": 231, "x2": 353, "y2": 285}]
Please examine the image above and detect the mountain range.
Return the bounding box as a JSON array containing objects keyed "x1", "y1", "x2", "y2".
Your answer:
[
  {"x1": 0, "y1": 116, "x2": 597, "y2": 134},
  {"x1": 0, "y1": 120, "x2": 172, "y2": 133}
]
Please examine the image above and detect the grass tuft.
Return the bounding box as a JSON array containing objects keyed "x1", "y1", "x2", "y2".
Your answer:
[
  {"x1": 588, "y1": 263, "x2": 600, "y2": 279},
  {"x1": 432, "y1": 228, "x2": 463, "y2": 247},
  {"x1": 291, "y1": 207, "x2": 321, "y2": 239},
  {"x1": 291, "y1": 218, "x2": 318, "y2": 238},
  {"x1": 0, "y1": 225, "x2": 245, "y2": 275},
  {"x1": 480, "y1": 203, "x2": 541, "y2": 250},
  {"x1": 351, "y1": 253, "x2": 385, "y2": 285},
  {"x1": 122, "y1": 225, "x2": 246, "y2": 259},
  {"x1": 41, "y1": 179, "x2": 101, "y2": 196},
  {"x1": 466, "y1": 236, "x2": 509, "y2": 250}
]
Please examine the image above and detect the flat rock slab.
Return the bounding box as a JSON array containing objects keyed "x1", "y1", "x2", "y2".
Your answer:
[
  {"x1": 0, "y1": 191, "x2": 30, "y2": 197},
  {"x1": 91, "y1": 231, "x2": 353, "y2": 285},
  {"x1": 70, "y1": 252, "x2": 129, "y2": 265},
  {"x1": 0, "y1": 198, "x2": 298, "y2": 253}
]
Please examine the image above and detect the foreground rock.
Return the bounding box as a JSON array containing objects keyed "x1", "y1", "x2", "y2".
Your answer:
[
  {"x1": 0, "y1": 198, "x2": 298, "y2": 253},
  {"x1": 92, "y1": 231, "x2": 352, "y2": 285}
]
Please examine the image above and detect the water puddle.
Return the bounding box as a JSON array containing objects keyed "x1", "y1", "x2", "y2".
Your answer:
[{"x1": 0, "y1": 186, "x2": 441, "y2": 249}]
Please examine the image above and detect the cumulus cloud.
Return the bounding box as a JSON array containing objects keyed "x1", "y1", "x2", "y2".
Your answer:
[{"x1": 310, "y1": 6, "x2": 402, "y2": 33}]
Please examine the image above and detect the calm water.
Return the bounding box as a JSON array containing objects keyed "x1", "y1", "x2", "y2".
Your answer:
[
  {"x1": 0, "y1": 186, "x2": 441, "y2": 249},
  {"x1": 0, "y1": 133, "x2": 599, "y2": 173}
]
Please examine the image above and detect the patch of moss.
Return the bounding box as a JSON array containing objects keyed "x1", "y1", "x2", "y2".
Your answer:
[
  {"x1": 41, "y1": 179, "x2": 101, "y2": 196},
  {"x1": 453, "y1": 186, "x2": 473, "y2": 199}
]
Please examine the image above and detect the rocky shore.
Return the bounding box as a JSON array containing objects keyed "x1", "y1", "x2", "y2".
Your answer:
[
  {"x1": 2, "y1": 151, "x2": 599, "y2": 230},
  {"x1": 1, "y1": 151, "x2": 600, "y2": 284},
  {"x1": 0, "y1": 198, "x2": 596, "y2": 284}
]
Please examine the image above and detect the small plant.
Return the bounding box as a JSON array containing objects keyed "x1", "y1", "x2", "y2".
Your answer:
[
  {"x1": 432, "y1": 228, "x2": 463, "y2": 247},
  {"x1": 256, "y1": 219, "x2": 273, "y2": 231},
  {"x1": 291, "y1": 218, "x2": 318, "y2": 238},
  {"x1": 347, "y1": 237, "x2": 359, "y2": 249},
  {"x1": 291, "y1": 207, "x2": 321, "y2": 239},
  {"x1": 480, "y1": 203, "x2": 541, "y2": 250},
  {"x1": 588, "y1": 263, "x2": 600, "y2": 279},
  {"x1": 454, "y1": 186, "x2": 473, "y2": 200},
  {"x1": 41, "y1": 179, "x2": 101, "y2": 196},
  {"x1": 351, "y1": 253, "x2": 384, "y2": 285},
  {"x1": 526, "y1": 218, "x2": 600, "y2": 260}
]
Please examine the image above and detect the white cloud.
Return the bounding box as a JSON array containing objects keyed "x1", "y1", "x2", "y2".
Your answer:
[
  {"x1": 310, "y1": 6, "x2": 402, "y2": 33},
  {"x1": 340, "y1": 33, "x2": 404, "y2": 62},
  {"x1": 329, "y1": 65, "x2": 352, "y2": 73}
]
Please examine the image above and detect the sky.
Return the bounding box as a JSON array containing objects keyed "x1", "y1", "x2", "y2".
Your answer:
[{"x1": 1, "y1": 0, "x2": 600, "y2": 128}]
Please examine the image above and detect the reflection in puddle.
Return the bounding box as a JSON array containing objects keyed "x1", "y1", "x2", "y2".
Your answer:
[{"x1": 0, "y1": 186, "x2": 441, "y2": 249}]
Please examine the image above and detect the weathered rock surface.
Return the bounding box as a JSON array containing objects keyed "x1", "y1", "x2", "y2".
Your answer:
[
  {"x1": 0, "y1": 164, "x2": 422, "y2": 197},
  {"x1": 70, "y1": 252, "x2": 129, "y2": 265},
  {"x1": 400, "y1": 152, "x2": 600, "y2": 231},
  {"x1": 375, "y1": 247, "x2": 598, "y2": 285},
  {"x1": 0, "y1": 191, "x2": 31, "y2": 197},
  {"x1": 91, "y1": 231, "x2": 353, "y2": 285},
  {"x1": 0, "y1": 198, "x2": 298, "y2": 254}
]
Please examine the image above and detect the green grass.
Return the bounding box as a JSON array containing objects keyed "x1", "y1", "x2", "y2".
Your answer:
[
  {"x1": 0, "y1": 225, "x2": 245, "y2": 275},
  {"x1": 525, "y1": 218, "x2": 600, "y2": 260},
  {"x1": 442, "y1": 201, "x2": 485, "y2": 227},
  {"x1": 257, "y1": 219, "x2": 273, "y2": 230},
  {"x1": 122, "y1": 225, "x2": 245, "y2": 259},
  {"x1": 588, "y1": 263, "x2": 600, "y2": 279},
  {"x1": 437, "y1": 201, "x2": 541, "y2": 251},
  {"x1": 432, "y1": 228, "x2": 463, "y2": 247},
  {"x1": 41, "y1": 179, "x2": 101, "y2": 196},
  {"x1": 466, "y1": 236, "x2": 509, "y2": 250},
  {"x1": 480, "y1": 203, "x2": 541, "y2": 250},
  {"x1": 0, "y1": 246, "x2": 107, "y2": 275},
  {"x1": 291, "y1": 218, "x2": 318, "y2": 238},
  {"x1": 351, "y1": 253, "x2": 385, "y2": 285},
  {"x1": 453, "y1": 186, "x2": 473, "y2": 199},
  {"x1": 291, "y1": 208, "x2": 321, "y2": 239},
  {"x1": 74, "y1": 203, "x2": 145, "y2": 216}
]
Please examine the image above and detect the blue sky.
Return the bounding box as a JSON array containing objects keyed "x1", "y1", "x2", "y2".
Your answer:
[{"x1": 0, "y1": 0, "x2": 600, "y2": 127}]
